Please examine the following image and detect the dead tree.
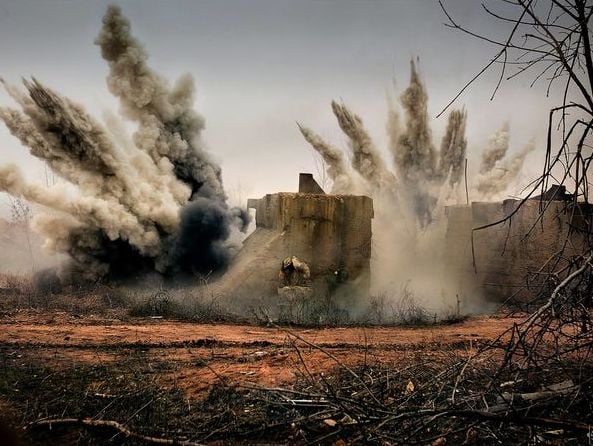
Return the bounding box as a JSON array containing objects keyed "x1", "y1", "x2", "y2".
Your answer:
[{"x1": 429, "y1": 0, "x2": 593, "y2": 442}]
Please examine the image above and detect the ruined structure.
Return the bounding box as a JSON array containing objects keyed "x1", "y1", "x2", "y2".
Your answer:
[
  {"x1": 446, "y1": 187, "x2": 593, "y2": 302},
  {"x1": 216, "y1": 174, "x2": 373, "y2": 301}
]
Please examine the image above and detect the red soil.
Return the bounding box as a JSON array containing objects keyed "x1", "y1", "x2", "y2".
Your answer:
[{"x1": 0, "y1": 310, "x2": 519, "y2": 398}]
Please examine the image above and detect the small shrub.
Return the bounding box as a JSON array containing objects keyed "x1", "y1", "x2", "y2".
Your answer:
[
  {"x1": 360, "y1": 292, "x2": 392, "y2": 325},
  {"x1": 128, "y1": 290, "x2": 183, "y2": 317},
  {"x1": 127, "y1": 287, "x2": 233, "y2": 322},
  {"x1": 101, "y1": 287, "x2": 133, "y2": 308},
  {"x1": 275, "y1": 291, "x2": 350, "y2": 326},
  {"x1": 391, "y1": 284, "x2": 431, "y2": 326}
]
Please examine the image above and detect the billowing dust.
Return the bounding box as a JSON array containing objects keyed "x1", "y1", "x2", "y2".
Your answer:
[
  {"x1": 0, "y1": 6, "x2": 537, "y2": 319},
  {"x1": 298, "y1": 61, "x2": 535, "y2": 315}
]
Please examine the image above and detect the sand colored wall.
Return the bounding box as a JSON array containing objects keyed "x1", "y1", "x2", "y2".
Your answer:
[
  {"x1": 446, "y1": 200, "x2": 592, "y2": 302},
  {"x1": 223, "y1": 192, "x2": 373, "y2": 300}
]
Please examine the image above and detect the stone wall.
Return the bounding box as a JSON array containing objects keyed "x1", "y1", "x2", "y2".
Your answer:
[{"x1": 446, "y1": 199, "x2": 592, "y2": 302}]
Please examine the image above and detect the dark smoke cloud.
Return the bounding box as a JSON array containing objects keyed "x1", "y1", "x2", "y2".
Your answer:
[
  {"x1": 0, "y1": 5, "x2": 249, "y2": 283},
  {"x1": 173, "y1": 199, "x2": 235, "y2": 277}
]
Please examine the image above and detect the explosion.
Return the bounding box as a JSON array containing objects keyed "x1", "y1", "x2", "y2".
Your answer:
[
  {"x1": 300, "y1": 60, "x2": 535, "y2": 227},
  {"x1": 0, "y1": 5, "x2": 249, "y2": 283},
  {"x1": 475, "y1": 123, "x2": 536, "y2": 199},
  {"x1": 300, "y1": 61, "x2": 469, "y2": 226},
  {"x1": 0, "y1": 6, "x2": 535, "y2": 300},
  {"x1": 298, "y1": 60, "x2": 536, "y2": 310}
]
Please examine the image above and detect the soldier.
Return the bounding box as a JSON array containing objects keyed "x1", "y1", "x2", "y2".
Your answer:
[{"x1": 279, "y1": 256, "x2": 311, "y2": 287}]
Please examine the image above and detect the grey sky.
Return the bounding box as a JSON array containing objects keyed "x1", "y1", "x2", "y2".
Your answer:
[{"x1": 0, "y1": 0, "x2": 556, "y2": 213}]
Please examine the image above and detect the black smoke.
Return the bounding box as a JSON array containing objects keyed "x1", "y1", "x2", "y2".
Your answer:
[{"x1": 0, "y1": 5, "x2": 251, "y2": 287}]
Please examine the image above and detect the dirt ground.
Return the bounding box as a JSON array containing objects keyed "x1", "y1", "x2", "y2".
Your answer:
[
  {"x1": 0, "y1": 310, "x2": 518, "y2": 399},
  {"x1": 2, "y1": 308, "x2": 592, "y2": 445}
]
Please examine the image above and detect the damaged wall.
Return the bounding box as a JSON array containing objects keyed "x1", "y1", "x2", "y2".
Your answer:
[
  {"x1": 446, "y1": 197, "x2": 592, "y2": 302},
  {"x1": 214, "y1": 176, "x2": 373, "y2": 302}
]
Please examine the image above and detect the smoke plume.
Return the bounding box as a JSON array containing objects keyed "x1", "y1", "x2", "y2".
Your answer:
[
  {"x1": 298, "y1": 59, "x2": 534, "y2": 317},
  {"x1": 96, "y1": 6, "x2": 225, "y2": 202},
  {"x1": 0, "y1": 5, "x2": 249, "y2": 283},
  {"x1": 386, "y1": 94, "x2": 401, "y2": 168},
  {"x1": 297, "y1": 123, "x2": 356, "y2": 194},
  {"x1": 331, "y1": 101, "x2": 397, "y2": 195},
  {"x1": 476, "y1": 138, "x2": 536, "y2": 198},
  {"x1": 479, "y1": 122, "x2": 510, "y2": 174},
  {"x1": 394, "y1": 61, "x2": 437, "y2": 184},
  {"x1": 438, "y1": 109, "x2": 467, "y2": 187}
]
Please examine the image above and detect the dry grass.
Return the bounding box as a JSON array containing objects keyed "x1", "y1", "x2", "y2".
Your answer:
[
  {"x1": 0, "y1": 271, "x2": 469, "y2": 327},
  {"x1": 127, "y1": 287, "x2": 235, "y2": 322},
  {"x1": 0, "y1": 272, "x2": 131, "y2": 316}
]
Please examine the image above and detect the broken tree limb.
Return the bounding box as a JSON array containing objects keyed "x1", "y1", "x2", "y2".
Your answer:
[
  {"x1": 442, "y1": 409, "x2": 593, "y2": 433},
  {"x1": 524, "y1": 252, "x2": 593, "y2": 327},
  {"x1": 29, "y1": 418, "x2": 207, "y2": 446},
  {"x1": 275, "y1": 324, "x2": 384, "y2": 407}
]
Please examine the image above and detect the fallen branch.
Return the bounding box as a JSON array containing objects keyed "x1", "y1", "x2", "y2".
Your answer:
[
  {"x1": 524, "y1": 252, "x2": 593, "y2": 328},
  {"x1": 275, "y1": 324, "x2": 384, "y2": 407},
  {"x1": 29, "y1": 418, "x2": 206, "y2": 446},
  {"x1": 443, "y1": 409, "x2": 593, "y2": 433}
]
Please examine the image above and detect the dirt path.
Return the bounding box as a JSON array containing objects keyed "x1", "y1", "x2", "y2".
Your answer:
[
  {"x1": 0, "y1": 311, "x2": 519, "y2": 398},
  {"x1": 0, "y1": 311, "x2": 516, "y2": 348}
]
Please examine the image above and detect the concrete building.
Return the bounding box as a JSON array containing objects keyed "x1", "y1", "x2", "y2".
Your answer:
[{"x1": 217, "y1": 173, "x2": 374, "y2": 301}]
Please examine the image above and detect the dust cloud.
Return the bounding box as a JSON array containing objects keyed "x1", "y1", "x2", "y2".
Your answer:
[
  {"x1": 299, "y1": 61, "x2": 534, "y2": 317},
  {"x1": 0, "y1": 5, "x2": 249, "y2": 285},
  {"x1": 0, "y1": 7, "x2": 535, "y2": 320}
]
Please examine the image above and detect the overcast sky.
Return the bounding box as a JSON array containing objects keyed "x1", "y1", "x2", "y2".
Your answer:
[{"x1": 0, "y1": 0, "x2": 557, "y2": 214}]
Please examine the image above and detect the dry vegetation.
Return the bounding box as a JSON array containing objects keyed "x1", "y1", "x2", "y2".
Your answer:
[
  {"x1": 1, "y1": 1, "x2": 593, "y2": 444},
  {"x1": 0, "y1": 272, "x2": 590, "y2": 445}
]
